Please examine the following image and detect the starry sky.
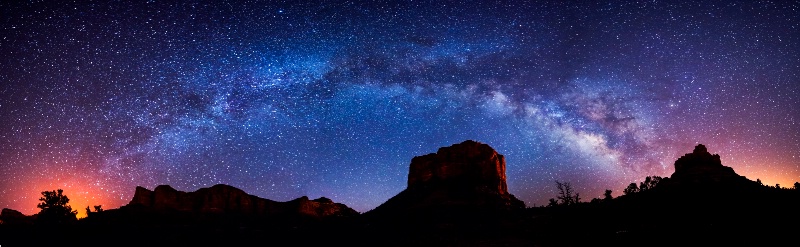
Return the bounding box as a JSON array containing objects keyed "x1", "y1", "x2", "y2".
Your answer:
[{"x1": 2, "y1": 1, "x2": 799, "y2": 217}]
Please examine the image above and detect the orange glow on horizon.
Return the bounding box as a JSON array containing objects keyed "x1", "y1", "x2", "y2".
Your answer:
[
  {"x1": 17, "y1": 178, "x2": 117, "y2": 219},
  {"x1": 723, "y1": 155, "x2": 799, "y2": 190}
]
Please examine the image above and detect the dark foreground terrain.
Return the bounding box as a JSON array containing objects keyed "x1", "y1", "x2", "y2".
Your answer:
[
  {"x1": 2, "y1": 193, "x2": 798, "y2": 247},
  {"x1": 2, "y1": 142, "x2": 799, "y2": 246}
]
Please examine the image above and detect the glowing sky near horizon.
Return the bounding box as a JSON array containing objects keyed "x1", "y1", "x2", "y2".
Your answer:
[{"x1": 1, "y1": 1, "x2": 799, "y2": 216}]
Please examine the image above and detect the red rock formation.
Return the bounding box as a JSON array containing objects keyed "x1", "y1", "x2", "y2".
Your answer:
[
  {"x1": 669, "y1": 144, "x2": 744, "y2": 184},
  {"x1": 371, "y1": 140, "x2": 524, "y2": 216},
  {"x1": 127, "y1": 184, "x2": 358, "y2": 218},
  {"x1": 408, "y1": 139, "x2": 508, "y2": 193}
]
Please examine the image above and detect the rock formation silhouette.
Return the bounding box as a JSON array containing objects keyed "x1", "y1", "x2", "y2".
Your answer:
[
  {"x1": 3, "y1": 143, "x2": 799, "y2": 247},
  {"x1": 127, "y1": 184, "x2": 358, "y2": 218},
  {"x1": 602, "y1": 144, "x2": 799, "y2": 247},
  {"x1": 370, "y1": 140, "x2": 524, "y2": 217},
  {"x1": 661, "y1": 144, "x2": 755, "y2": 188},
  {"x1": 0, "y1": 208, "x2": 35, "y2": 225}
]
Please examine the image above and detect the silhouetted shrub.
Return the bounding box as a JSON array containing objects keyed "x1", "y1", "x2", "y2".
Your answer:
[
  {"x1": 623, "y1": 183, "x2": 638, "y2": 195},
  {"x1": 638, "y1": 176, "x2": 663, "y2": 192},
  {"x1": 548, "y1": 198, "x2": 558, "y2": 207},
  {"x1": 36, "y1": 189, "x2": 77, "y2": 225}
]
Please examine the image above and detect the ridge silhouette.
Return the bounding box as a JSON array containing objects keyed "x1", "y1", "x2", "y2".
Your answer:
[{"x1": 2, "y1": 142, "x2": 798, "y2": 247}]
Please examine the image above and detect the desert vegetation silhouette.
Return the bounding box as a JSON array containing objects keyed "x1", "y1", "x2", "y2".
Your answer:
[{"x1": 35, "y1": 189, "x2": 77, "y2": 225}]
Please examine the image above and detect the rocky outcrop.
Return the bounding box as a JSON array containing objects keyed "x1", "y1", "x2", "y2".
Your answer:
[
  {"x1": 371, "y1": 140, "x2": 524, "y2": 216},
  {"x1": 408, "y1": 140, "x2": 509, "y2": 194},
  {"x1": 0, "y1": 208, "x2": 35, "y2": 225},
  {"x1": 127, "y1": 184, "x2": 358, "y2": 218},
  {"x1": 668, "y1": 144, "x2": 747, "y2": 185}
]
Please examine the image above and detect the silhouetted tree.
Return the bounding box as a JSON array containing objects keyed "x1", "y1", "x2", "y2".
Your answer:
[
  {"x1": 555, "y1": 181, "x2": 580, "y2": 205},
  {"x1": 603, "y1": 189, "x2": 613, "y2": 201},
  {"x1": 756, "y1": 179, "x2": 763, "y2": 186},
  {"x1": 638, "y1": 176, "x2": 663, "y2": 192},
  {"x1": 776, "y1": 184, "x2": 781, "y2": 189},
  {"x1": 623, "y1": 183, "x2": 638, "y2": 195},
  {"x1": 548, "y1": 198, "x2": 558, "y2": 207},
  {"x1": 653, "y1": 176, "x2": 663, "y2": 186},
  {"x1": 86, "y1": 205, "x2": 104, "y2": 218},
  {"x1": 36, "y1": 189, "x2": 77, "y2": 224},
  {"x1": 639, "y1": 177, "x2": 651, "y2": 191},
  {"x1": 794, "y1": 182, "x2": 800, "y2": 190}
]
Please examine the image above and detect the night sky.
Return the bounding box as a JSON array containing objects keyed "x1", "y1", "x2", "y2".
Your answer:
[{"x1": 2, "y1": 1, "x2": 799, "y2": 217}]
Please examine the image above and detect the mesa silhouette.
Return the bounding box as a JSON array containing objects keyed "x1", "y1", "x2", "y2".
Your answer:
[
  {"x1": 368, "y1": 140, "x2": 525, "y2": 219},
  {"x1": 128, "y1": 184, "x2": 357, "y2": 217},
  {"x1": 1, "y1": 141, "x2": 798, "y2": 247}
]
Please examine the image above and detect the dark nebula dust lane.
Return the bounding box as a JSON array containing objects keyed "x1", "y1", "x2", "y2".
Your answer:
[{"x1": 1, "y1": 1, "x2": 798, "y2": 216}]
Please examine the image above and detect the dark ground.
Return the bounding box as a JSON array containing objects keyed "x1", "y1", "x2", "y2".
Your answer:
[{"x1": 3, "y1": 182, "x2": 799, "y2": 247}]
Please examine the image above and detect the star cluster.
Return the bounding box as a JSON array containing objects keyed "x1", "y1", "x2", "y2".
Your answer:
[{"x1": 2, "y1": 1, "x2": 798, "y2": 216}]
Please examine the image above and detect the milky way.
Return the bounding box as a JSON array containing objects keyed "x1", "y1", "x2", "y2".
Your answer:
[{"x1": 2, "y1": 1, "x2": 798, "y2": 216}]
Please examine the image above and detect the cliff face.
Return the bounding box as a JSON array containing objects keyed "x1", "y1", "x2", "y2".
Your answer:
[
  {"x1": 127, "y1": 184, "x2": 358, "y2": 218},
  {"x1": 371, "y1": 140, "x2": 524, "y2": 216},
  {"x1": 408, "y1": 140, "x2": 508, "y2": 194}
]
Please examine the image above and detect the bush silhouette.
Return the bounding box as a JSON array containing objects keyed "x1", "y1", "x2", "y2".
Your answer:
[
  {"x1": 638, "y1": 176, "x2": 663, "y2": 191},
  {"x1": 36, "y1": 189, "x2": 77, "y2": 225},
  {"x1": 623, "y1": 183, "x2": 638, "y2": 195},
  {"x1": 85, "y1": 205, "x2": 104, "y2": 218},
  {"x1": 603, "y1": 189, "x2": 613, "y2": 201}
]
